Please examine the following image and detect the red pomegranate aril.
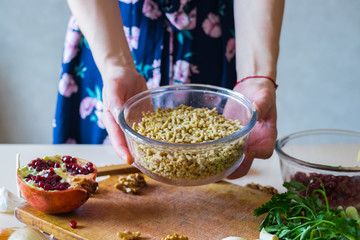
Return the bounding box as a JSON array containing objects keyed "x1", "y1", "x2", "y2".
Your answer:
[
  {"x1": 87, "y1": 166, "x2": 95, "y2": 173},
  {"x1": 38, "y1": 181, "x2": 45, "y2": 188},
  {"x1": 69, "y1": 220, "x2": 77, "y2": 228},
  {"x1": 292, "y1": 171, "x2": 360, "y2": 207}
]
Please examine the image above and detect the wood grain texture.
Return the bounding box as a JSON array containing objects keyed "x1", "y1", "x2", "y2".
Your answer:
[{"x1": 15, "y1": 175, "x2": 271, "y2": 240}]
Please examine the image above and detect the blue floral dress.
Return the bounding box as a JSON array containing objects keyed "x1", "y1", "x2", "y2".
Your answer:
[{"x1": 53, "y1": 0, "x2": 236, "y2": 144}]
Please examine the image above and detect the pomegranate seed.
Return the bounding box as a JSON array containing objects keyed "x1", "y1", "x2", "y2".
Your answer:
[
  {"x1": 38, "y1": 181, "x2": 45, "y2": 188},
  {"x1": 69, "y1": 220, "x2": 77, "y2": 228},
  {"x1": 87, "y1": 166, "x2": 94, "y2": 173},
  {"x1": 292, "y1": 171, "x2": 360, "y2": 207}
]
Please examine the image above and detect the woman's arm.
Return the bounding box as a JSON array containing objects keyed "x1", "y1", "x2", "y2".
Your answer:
[
  {"x1": 228, "y1": 0, "x2": 284, "y2": 179},
  {"x1": 234, "y1": 0, "x2": 285, "y2": 81},
  {"x1": 66, "y1": 0, "x2": 134, "y2": 74},
  {"x1": 67, "y1": 0, "x2": 147, "y2": 163}
]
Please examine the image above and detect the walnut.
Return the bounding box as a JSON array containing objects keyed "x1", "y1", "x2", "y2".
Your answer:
[
  {"x1": 114, "y1": 173, "x2": 146, "y2": 194},
  {"x1": 162, "y1": 233, "x2": 189, "y2": 240},
  {"x1": 117, "y1": 230, "x2": 141, "y2": 240},
  {"x1": 246, "y1": 183, "x2": 278, "y2": 196}
]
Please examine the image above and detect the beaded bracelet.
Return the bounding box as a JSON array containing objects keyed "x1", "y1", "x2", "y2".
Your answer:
[{"x1": 235, "y1": 76, "x2": 278, "y2": 89}]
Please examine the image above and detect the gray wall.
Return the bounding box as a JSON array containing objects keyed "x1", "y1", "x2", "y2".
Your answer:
[{"x1": 0, "y1": 0, "x2": 359, "y2": 143}]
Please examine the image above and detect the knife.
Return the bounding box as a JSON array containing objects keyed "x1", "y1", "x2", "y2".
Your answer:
[{"x1": 96, "y1": 164, "x2": 140, "y2": 176}]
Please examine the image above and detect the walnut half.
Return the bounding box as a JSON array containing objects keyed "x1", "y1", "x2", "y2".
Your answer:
[
  {"x1": 114, "y1": 173, "x2": 147, "y2": 194},
  {"x1": 117, "y1": 230, "x2": 141, "y2": 240}
]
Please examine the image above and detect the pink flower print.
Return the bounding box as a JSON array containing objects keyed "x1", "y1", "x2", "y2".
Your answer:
[
  {"x1": 52, "y1": 119, "x2": 56, "y2": 128},
  {"x1": 147, "y1": 59, "x2": 161, "y2": 89},
  {"x1": 79, "y1": 97, "x2": 97, "y2": 119},
  {"x1": 130, "y1": 27, "x2": 140, "y2": 50},
  {"x1": 123, "y1": 26, "x2": 131, "y2": 50},
  {"x1": 190, "y1": 64, "x2": 199, "y2": 74},
  {"x1": 123, "y1": 26, "x2": 140, "y2": 51},
  {"x1": 188, "y1": 8, "x2": 197, "y2": 30},
  {"x1": 95, "y1": 110, "x2": 105, "y2": 129},
  {"x1": 68, "y1": 16, "x2": 79, "y2": 31},
  {"x1": 202, "y1": 13, "x2": 222, "y2": 38},
  {"x1": 103, "y1": 136, "x2": 111, "y2": 145},
  {"x1": 142, "y1": 0, "x2": 162, "y2": 20},
  {"x1": 173, "y1": 60, "x2": 190, "y2": 83},
  {"x1": 58, "y1": 73, "x2": 78, "y2": 97},
  {"x1": 95, "y1": 100, "x2": 103, "y2": 111},
  {"x1": 62, "y1": 16, "x2": 81, "y2": 63},
  {"x1": 166, "y1": 8, "x2": 196, "y2": 30},
  {"x1": 65, "y1": 138, "x2": 77, "y2": 144},
  {"x1": 225, "y1": 38, "x2": 236, "y2": 62},
  {"x1": 180, "y1": 0, "x2": 190, "y2": 10},
  {"x1": 152, "y1": 59, "x2": 161, "y2": 68},
  {"x1": 147, "y1": 68, "x2": 161, "y2": 89}
]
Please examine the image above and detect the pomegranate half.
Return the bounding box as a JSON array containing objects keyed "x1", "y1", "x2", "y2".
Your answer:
[{"x1": 17, "y1": 155, "x2": 98, "y2": 214}]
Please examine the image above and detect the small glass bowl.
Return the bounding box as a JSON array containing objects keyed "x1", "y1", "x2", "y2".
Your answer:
[
  {"x1": 275, "y1": 129, "x2": 360, "y2": 208},
  {"x1": 119, "y1": 84, "x2": 257, "y2": 186}
]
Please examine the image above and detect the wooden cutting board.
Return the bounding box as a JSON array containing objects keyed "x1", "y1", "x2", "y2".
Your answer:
[{"x1": 15, "y1": 175, "x2": 272, "y2": 240}]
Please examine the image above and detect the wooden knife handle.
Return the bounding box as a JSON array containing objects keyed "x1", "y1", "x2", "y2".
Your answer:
[{"x1": 96, "y1": 164, "x2": 140, "y2": 176}]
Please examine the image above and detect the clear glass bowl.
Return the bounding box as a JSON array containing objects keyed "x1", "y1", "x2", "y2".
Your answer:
[
  {"x1": 119, "y1": 84, "x2": 257, "y2": 186},
  {"x1": 275, "y1": 129, "x2": 360, "y2": 208}
]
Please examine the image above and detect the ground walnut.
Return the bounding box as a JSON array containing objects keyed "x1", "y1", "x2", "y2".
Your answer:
[
  {"x1": 132, "y1": 105, "x2": 245, "y2": 180},
  {"x1": 162, "y1": 233, "x2": 189, "y2": 240}
]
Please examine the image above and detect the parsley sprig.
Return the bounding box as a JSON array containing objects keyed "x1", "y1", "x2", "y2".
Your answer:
[{"x1": 254, "y1": 178, "x2": 360, "y2": 240}]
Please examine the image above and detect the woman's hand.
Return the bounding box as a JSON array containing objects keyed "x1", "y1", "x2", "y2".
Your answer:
[
  {"x1": 102, "y1": 66, "x2": 148, "y2": 164},
  {"x1": 227, "y1": 78, "x2": 277, "y2": 179}
]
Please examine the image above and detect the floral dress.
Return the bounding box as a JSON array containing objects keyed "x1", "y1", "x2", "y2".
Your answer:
[{"x1": 53, "y1": 0, "x2": 236, "y2": 144}]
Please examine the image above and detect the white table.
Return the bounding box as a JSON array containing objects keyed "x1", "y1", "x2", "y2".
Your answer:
[{"x1": 0, "y1": 144, "x2": 284, "y2": 229}]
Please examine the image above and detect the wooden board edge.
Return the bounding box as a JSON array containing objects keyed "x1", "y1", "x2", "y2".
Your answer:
[{"x1": 14, "y1": 205, "x2": 87, "y2": 240}]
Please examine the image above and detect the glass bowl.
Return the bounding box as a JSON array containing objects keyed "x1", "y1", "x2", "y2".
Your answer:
[
  {"x1": 119, "y1": 84, "x2": 257, "y2": 186},
  {"x1": 275, "y1": 129, "x2": 360, "y2": 208}
]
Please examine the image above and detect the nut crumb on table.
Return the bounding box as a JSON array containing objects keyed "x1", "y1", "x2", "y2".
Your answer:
[
  {"x1": 132, "y1": 105, "x2": 245, "y2": 180},
  {"x1": 117, "y1": 230, "x2": 141, "y2": 240},
  {"x1": 162, "y1": 233, "x2": 189, "y2": 240},
  {"x1": 246, "y1": 183, "x2": 278, "y2": 195}
]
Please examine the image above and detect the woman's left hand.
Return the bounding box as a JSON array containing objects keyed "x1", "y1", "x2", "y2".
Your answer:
[{"x1": 227, "y1": 78, "x2": 278, "y2": 179}]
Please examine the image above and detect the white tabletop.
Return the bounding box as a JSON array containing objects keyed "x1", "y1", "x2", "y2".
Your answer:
[{"x1": 0, "y1": 144, "x2": 284, "y2": 229}]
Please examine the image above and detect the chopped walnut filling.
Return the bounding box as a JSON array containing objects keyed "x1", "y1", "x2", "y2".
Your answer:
[
  {"x1": 114, "y1": 173, "x2": 146, "y2": 194},
  {"x1": 246, "y1": 183, "x2": 278, "y2": 195},
  {"x1": 132, "y1": 105, "x2": 245, "y2": 180}
]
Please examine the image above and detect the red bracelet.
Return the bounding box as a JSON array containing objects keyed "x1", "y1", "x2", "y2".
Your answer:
[{"x1": 235, "y1": 76, "x2": 278, "y2": 89}]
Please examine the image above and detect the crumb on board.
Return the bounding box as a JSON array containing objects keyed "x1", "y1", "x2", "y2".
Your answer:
[
  {"x1": 245, "y1": 183, "x2": 278, "y2": 195},
  {"x1": 162, "y1": 233, "x2": 189, "y2": 240},
  {"x1": 117, "y1": 230, "x2": 141, "y2": 240}
]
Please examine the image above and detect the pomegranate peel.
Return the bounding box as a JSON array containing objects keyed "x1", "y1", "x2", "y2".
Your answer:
[{"x1": 17, "y1": 155, "x2": 98, "y2": 214}]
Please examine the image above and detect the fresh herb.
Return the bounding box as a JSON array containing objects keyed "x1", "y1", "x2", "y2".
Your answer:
[{"x1": 254, "y1": 178, "x2": 360, "y2": 240}]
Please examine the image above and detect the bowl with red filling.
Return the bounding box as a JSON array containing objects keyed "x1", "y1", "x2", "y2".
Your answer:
[{"x1": 275, "y1": 129, "x2": 360, "y2": 209}]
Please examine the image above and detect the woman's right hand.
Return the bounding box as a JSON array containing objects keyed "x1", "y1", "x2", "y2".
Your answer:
[{"x1": 102, "y1": 66, "x2": 148, "y2": 164}]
